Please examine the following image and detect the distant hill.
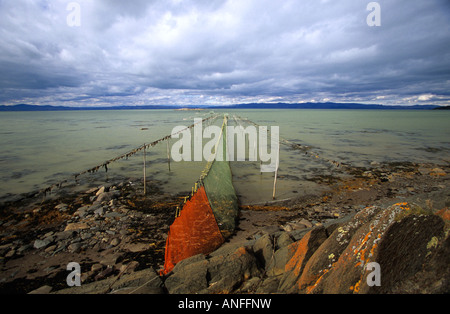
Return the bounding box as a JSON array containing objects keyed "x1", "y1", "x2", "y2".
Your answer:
[
  {"x1": 215, "y1": 102, "x2": 439, "y2": 110},
  {"x1": 0, "y1": 104, "x2": 180, "y2": 111},
  {"x1": 432, "y1": 105, "x2": 450, "y2": 110},
  {"x1": 0, "y1": 102, "x2": 440, "y2": 111}
]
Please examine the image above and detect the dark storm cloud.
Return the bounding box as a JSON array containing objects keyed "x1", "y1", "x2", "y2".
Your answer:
[{"x1": 0, "y1": 0, "x2": 449, "y2": 107}]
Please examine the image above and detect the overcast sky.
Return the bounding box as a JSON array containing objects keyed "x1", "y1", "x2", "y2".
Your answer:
[{"x1": 0, "y1": 0, "x2": 449, "y2": 107}]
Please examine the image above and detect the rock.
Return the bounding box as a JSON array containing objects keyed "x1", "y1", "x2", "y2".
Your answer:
[
  {"x1": 0, "y1": 243, "x2": 13, "y2": 252},
  {"x1": 274, "y1": 202, "x2": 448, "y2": 294},
  {"x1": 164, "y1": 245, "x2": 262, "y2": 294},
  {"x1": 110, "y1": 238, "x2": 120, "y2": 246},
  {"x1": 65, "y1": 222, "x2": 90, "y2": 232},
  {"x1": 124, "y1": 243, "x2": 150, "y2": 253},
  {"x1": 298, "y1": 218, "x2": 313, "y2": 229},
  {"x1": 91, "y1": 263, "x2": 103, "y2": 272},
  {"x1": 100, "y1": 252, "x2": 123, "y2": 266},
  {"x1": 17, "y1": 243, "x2": 32, "y2": 254},
  {"x1": 44, "y1": 245, "x2": 57, "y2": 253},
  {"x1": 430, "y1": 168, "x2": 446, "y2": 176},
  {"x1": 67, "y1": 242, "x2": 82, "y2": 253},
  {"x1": 281, "y1": 219, "x2": 311, "y2": 232},
  {"x1": 93, "y1": 207, "x2": 104, "y2": 216},
  {"x1": 362, "y1": 171, "x2": 373, "y2": 178},
  {"x1": 276, "y1": 232, "x2": 294, "y2": 249},
  {"x1": 28, "y1": 285, "x2": 53, "y2": 294},
  {"x1": 5, "y1": 249, "x2": 15, "y2": 258},
  {"x1": 55, "y1": 203, "x2": 69, "y2": 212},
  {"x1": 43, "y1": 231, "x2": 55, "y2": 238},
  {"x1": 278, "y1": 226, "x2": 328, "y2": 293},
  {"x1": 96, "y1": 186, "x2": 106, "y2": 196},
  {"x1": 55, "y1": 230, "x2": 75, "y2": 241},
  {"x1": 291, "y1": 206, "x2": 379, "y2": 294},
  {"x1": 120, "y1": 261, "x2": 140, "y2": 274},
  {"x1": 109, "y1": 267, "x2": 163, "y2": 294},
  {"x1": 95, "y1": 265, "x2": 114, "y2": 281},
  {"x1": 267, "y1": 240, "x2": 300, "y2": 277},
  {"x1": 112, "y1": 285, "x2": 164, "y2": 294},
  {"x1": 256, "y1": 276, "x2": 281, "y2": 294},
  {"x1": 206, "y1": 246, "x2": 261, "y2": 294},
  {"x1": 96, "y1": 190, "x2": 120, "y2": 203},
  {"x1": 281, "y1": 224, "x2": 293, "y2": 232},
  {"x1": 436, "y1": 207, "x2": 450, "y2": 222},
  {"x1": 80, "y1": 232, "x2": 93, "y2": 241},
  {"x1": 236, "y1": 277, "x2": 261, "y2": 293},
  {"x1": 33, "y1": 239, "x2": 51, "y2": 250},
  {"x1": 164, "y1": 254, "x2": 209, "y2": 294},
  {"x1": 105, "y1": 212, "x2": 123, "y2": 219},
  {"x1": 358, "y1": 214, "x2": 444, "y2": 294},
  {"x1": 252, "y1": 233, "x2": 274, "y2": 269},
  {"x1": 55, "y1": 268, "x2": 162, "y2": 294}
]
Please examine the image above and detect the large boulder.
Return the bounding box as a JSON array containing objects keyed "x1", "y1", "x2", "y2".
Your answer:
[
  {"x1": 164, "y1": 254, "x2": 209, "y2": 294},
  {"x1": 163, "y1": 246, "x2": 262, "y2": 294},
  {"x1": 206, "y1": 246, "x2": 261, "y2": 293},
  {"x1": 290, "y1": 202, "x2": 447, "y2": 294},
  {"x1": 278, "y1": 226, "x2": 328, "y2": 293}
]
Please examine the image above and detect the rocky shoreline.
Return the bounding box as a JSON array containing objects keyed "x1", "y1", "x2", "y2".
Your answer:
[{"x1": 0, "y1": 161, "x2": 449, "y2": 294}]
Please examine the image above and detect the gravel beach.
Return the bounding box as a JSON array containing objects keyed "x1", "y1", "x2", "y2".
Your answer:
[{"x1": 0, "y1": 161, "x2": 448, "y2": 294}]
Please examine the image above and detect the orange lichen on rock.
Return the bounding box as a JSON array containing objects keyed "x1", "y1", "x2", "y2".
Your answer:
[
  {"x1": 285, "y1": 230, "x2": 312, "y2": 276},
  {"x1": 306, "y1": 267, "x2": 331, "y2": 294},
  {"x1": 349, "y1": 279, "x2": 361, "y2": 293},
  {"x1": 232, "y1": 246, "x2": 248, "y2": 259},
  {"x1": 436, "y1": 207, "x2": 450, "y2": 222}
]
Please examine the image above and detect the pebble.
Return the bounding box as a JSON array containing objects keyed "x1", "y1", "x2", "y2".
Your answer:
[
  {"x1": 65, "y1": 222, "x2": 90, "y2": 232},
  {"x1": 96, "y1": 186, "x2": 106, "y2": 196},
  {"x1": 91, "y1": 263, "x2": 103, "y2": 272},
  {"x1": 95, "y1": 265, "x2": 114, "y2": 281},
  {"x1": 67, "y1": 242, "x2": 82, "y2": 253},
  {"x1": 28, "y1": 285, "x2": 53, "y2": 294},
  {"x1": 94, "y1": 207, "x2": 104, "y2": 216},
  {"x1": 110, "y1": 238, "x2": 120, "y2": 246},
  {"x1": 55, "y1": 204, "x2": 69, "y2": 212},
  {"x1": 34, "y1": 239, "x2": 51, "y2": 250}
]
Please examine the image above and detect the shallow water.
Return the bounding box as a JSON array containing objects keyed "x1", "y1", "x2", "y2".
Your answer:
[{"x1": 0, "y1": 109, "x2": 449, "y2": 204}]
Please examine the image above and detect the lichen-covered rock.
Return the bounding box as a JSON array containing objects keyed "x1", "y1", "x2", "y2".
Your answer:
[
  {"x1": 296, "y1": 202, "x2": 446, "y2": 294},
  {"x1": 288, "y1": 206, "x2": 379, "y2": 294},
  {"x1": 278, "y1": 226, "x2": 328, "y2": 293}
]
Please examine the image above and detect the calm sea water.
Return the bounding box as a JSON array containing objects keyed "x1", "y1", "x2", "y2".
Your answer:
[{"x1": 0, "y1": 109, "x2": 449, "y2": 204}]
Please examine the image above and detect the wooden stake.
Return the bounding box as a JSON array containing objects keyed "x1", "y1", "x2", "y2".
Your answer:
[
  {"x1": 272, "y1": 144, "x2": 280, "y2": 200},
  {"x1": 167, "y1": 139, "x2": 171, "y2": 172},
  {"x1": 272, "y1": 166, "x2": 278, "y2": 200},
  {"x1": 143, "y1": 145, "x2": 147, "y2": 196}
]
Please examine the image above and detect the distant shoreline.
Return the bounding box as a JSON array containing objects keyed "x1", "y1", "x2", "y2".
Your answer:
[{"x1": 0, "y1": 102, "x2": 444, "y2": 112}]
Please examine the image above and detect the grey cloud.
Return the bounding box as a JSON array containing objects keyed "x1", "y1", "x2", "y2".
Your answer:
[{"x1": 0, "y1": 0, "x2": 449, "y2": 107}]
